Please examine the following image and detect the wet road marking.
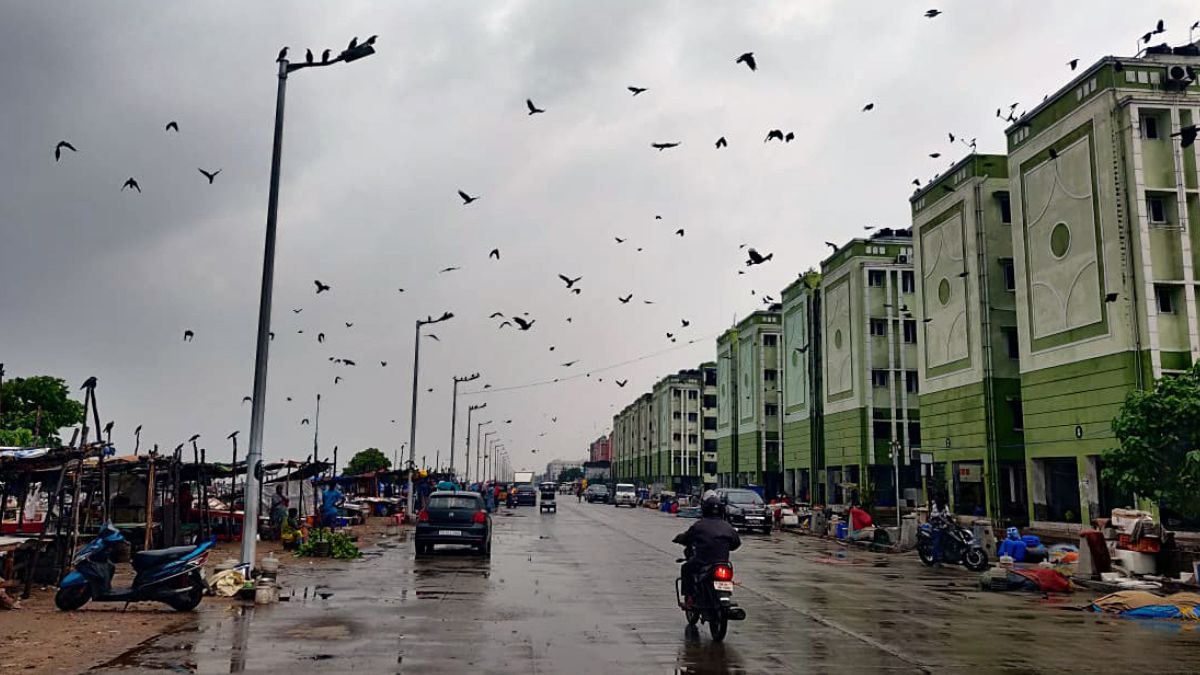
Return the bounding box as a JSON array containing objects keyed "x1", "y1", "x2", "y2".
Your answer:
[{"x1": 573, "y1": 504, "x2": 934, "y2": 674}]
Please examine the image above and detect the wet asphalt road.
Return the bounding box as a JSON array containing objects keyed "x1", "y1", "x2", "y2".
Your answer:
[{"x1": 95, "y1": 499, "x2": 1200, "y2": 674}]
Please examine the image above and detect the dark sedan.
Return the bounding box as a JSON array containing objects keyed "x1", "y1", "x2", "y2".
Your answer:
[
  {"x1": 720, "y1": 489, "x2": 770, "y2": 534},
  {"x1": 415, "y1": 491, "x2": 492, "y2": 556},
  {"x1": 510, "y1": 484, "x2": 537, "y2": 506}
]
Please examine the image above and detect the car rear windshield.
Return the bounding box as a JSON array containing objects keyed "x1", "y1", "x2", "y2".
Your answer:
[
  {"x1": 616, "y1": 485, "x2": 635, "y2": 492},
  {"x1": 726, "y1": 491, "x2": 762, "y2": 505},
  {"x1": 429, "y1": 496, "x2": 481, "y2": 510}
]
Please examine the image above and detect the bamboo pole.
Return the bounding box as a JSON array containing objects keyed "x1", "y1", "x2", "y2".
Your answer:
[{"x1": 144, "y1": 452, "x2": 156, "y2": 551}]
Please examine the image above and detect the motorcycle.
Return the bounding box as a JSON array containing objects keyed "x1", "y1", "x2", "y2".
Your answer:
[
  {"x1": 674, "y1": 548, "x2": 747, "y2": 641},
  {"x1": 55, "y1": 523, "x2": 214, "y2": 612},
  {"x1": 916, "y1": 519, "x2": 990, "y2": 572}
]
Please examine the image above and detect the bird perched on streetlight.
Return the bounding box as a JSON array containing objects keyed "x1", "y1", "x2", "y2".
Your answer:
[{"x1": 276, "y1": 46, "x2": 289, "y2": 62}]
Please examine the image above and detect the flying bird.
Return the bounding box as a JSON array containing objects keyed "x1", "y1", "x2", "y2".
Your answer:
[
  {"x1": 616, "y1": 380, "x2": 628, "y2": 388},
  {"x1": 342, "y1": 359, "x2": 356, "y2": 366},
  {"x1": 735, "y1": 52, "x2": 756, "y2": 71},
  {"x1": 1171, "y1": 124, "x2": 1198, "y2": 149},
  {"x1": 745, "y1": 248, "x2": 773, "y2": 266},
  {"x1": 526, "y1": 99, "x2": 544, "y2": 115},
  {"x1": 862, "y1": 103, "x2": 875, "y2": 112},
  {"x1": 715, "y1": 136, "x2": 727, "y2": 149},
  {"x1": 558, "y1": 274, "x2": 582, "y2": 288},
  {"x1": 334, "y1": 376, "x2": 343, "y2": 384},
  {"x1": 666, "y1": 332, "x2": 674, "y2": 339},
  {"x1": 561, "y1": 360, "x2": 578, "y2": 367},
  {"x1": 651, "y1": 142, "x2": 680, "y2": 150},
  {"x1": 643, "y1": 300, "x2": 655, "y2": 305},
  {"x1": 301, "y1": 418, "x2": 310, "y2": 425},
  {"x1": 764, "y1": 129, "x2": 784, "y2": 142},
  {"x1": 183, "y1": 330, "x2": 194, "y2": 342},
  {"x1": 314, "y1": 280, "x2": 331, "y2": 294},
  {"x1": 426, "y1": 334, "x2": 440, "y2": 341},
  {"x1": 317, "y1": 332, "x2": 325, "y2": 343},
  {"x1": 785, "y1": 132, "x2": 794, "y2": 142},
  {"x1": 614, "y1": 237, "x2": 626, "y2": 243},
  {"x1": 675, "y1": 229, "x2": 685, "y2": 237},
  {"x1": 655, "y1": 215, "x2": 662, "y2": 220},
  {"x1": 627, "y1": 86, "x2": 647, "y2": 96},
  {"x1": 293, "y1": 308, "x2": 303, "y2": 314},
  {"x1": 54, "y1": 141, "x2": 76, "y2": 161},
  {"x1": 489, "y1": 312, "x2": 505, "y2": 318},
  {"x1": 121, "y1": 177, "x2": 141, "y2": 192},
  {"x1": 929, "y1": 152, "x2": 941, "y2": 158},
  {"x1": 345, "y1": 322, "x2": 353, "y2": 328},
  {"x1": 242, "y1": 396, "x2": 252, "y2": 404},
  {"x1": 924, "y1": 9, "x2": 942, "y2": 18},
  {"x1": 618, "y1": 294, "x2": 633, "y2": 304},
  {"x1": 165, "y1": 121, "x2": 179, "y2": 132},
  {"x1": 198, "y1": 168, "x2": 220, "y2": 184},
  {"x1": 571, "y1": 288, "x2": 581, "y2": 295},
  {"x1": 381, "y1": 361, "x2": 387, "y2": 367},
  {"x1": 489, "y1": 248, "x2": 500, "y2": 260},
  {"x1": 513, "y1": 317, "x2": 535, "y2": 331},
  {"x1": 458, "y1": 190, "x2": 479, "y2": 205},
  {"x1": 440, "y1": 266, "x2": 461, "y2": 273},
  {"x1": 499, "y1": 321, "x2": 513, "y2": 329},
  {"x1": 1067, "y1": 59, "x2": 1079, "y2": 71},
  {"x1": 912, "y1": 179, "x2": 921, "y2": 186}
]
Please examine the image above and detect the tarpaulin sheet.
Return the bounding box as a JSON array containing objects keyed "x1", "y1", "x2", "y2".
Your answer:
[{"x1": 1091, "y1": 591, "x2": 1200, "y2": 620}]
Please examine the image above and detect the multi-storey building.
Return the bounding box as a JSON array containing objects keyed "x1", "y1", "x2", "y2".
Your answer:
[
  {"x1": 699, "y1": 361, "x2": 719, "y2": 487},
  {"x1": 544, "y1": 458, "x2": 584, "y2": 482},
  {"x1": 912, "y1": 154, "x2": 1026, "y2": 523},
  {"x1": 821, "y1": 229, "x2": 920, "y2": 506},
  {"x1": 781, "y1": 270, "x2": 823, "y2": 502},
  {"x1": 651, "y1": 368, "x2": 709, "y2": 494},
  {"x1": 588, "y1": 434, "x2": 612, "y2": 463},
  {"x1": 1005, "y1": 47, "x2": 1200, "y2": 528},
  {"x1": 733, "y1": 310, "x2": 783, "y2": 493},
  {"x1": 715, "y1": 328, "x2": 740, "y2": 487}
]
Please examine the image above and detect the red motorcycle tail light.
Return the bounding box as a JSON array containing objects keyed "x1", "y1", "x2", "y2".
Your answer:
[{"x1": 714, "y1": 564, "x2": 733, "y2": 581}]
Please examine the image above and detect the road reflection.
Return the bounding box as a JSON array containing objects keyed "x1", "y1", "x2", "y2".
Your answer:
[{"x1": 676, "y1": 625, "x2": 744, "y2": 674}]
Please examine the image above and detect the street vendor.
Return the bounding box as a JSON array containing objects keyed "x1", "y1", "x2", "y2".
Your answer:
[
  {"x1": 269, "y1": 484, "x2": 289, "y2": 535},
  {"x1": 848, "y1": 500, "x2": 874, "y2": 541},
  {"x1": 320, "y1": 484, "x2": 345, "y2": 528}
]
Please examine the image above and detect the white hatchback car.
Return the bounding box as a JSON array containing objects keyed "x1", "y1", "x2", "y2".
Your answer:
[{"x1": 613, "y1": 483, "x2": 638, "y2": 507}]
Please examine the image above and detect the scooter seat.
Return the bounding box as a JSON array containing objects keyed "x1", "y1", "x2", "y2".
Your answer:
[{"x1": 132, "y1": 545, "x2": 196, "y2": 571}]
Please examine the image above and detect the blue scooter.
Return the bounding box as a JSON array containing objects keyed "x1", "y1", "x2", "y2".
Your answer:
[{"x1": 56, "y1": 523, "x2": 214, "y2": 611}]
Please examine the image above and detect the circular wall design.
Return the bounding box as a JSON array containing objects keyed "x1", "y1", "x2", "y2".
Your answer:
[
  {"x1": 833, "y1": 329, "x2": 843, "y2": 349},
  {"x1": 938, "y1": 278, "x2": 951, "y2": 305},
  {"x1": 1050, "y1": 221, "x2": 1071, "y2": 259}
]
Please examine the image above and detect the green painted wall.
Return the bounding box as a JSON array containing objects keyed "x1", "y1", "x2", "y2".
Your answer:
[
  {"x1": 919, "y1": 379, "x2": 1022, "y2": 463},
  {"x1": 717, "y1": 436, "x2": 734, "y2": 475},
  {"x1": 824, "y1": 408, "x2": 866, "y2": 467},
  {"x1": 782, "y1": 419, "x2": 812, "y2": 469},
  {"x1": 736, "y1": 431, "x2": 760, "y2": 474},
  {"x1": 1021, "y1": 351, "x2": 1141, "y2": 459}
]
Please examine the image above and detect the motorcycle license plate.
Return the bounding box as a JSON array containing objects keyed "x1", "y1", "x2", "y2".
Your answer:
[
  {"x1": 438, "y1": 530, "x2": 461, "y2": 536},
  {"x1": 713, "y1": 581, "x2": 734, "y2": 592}
]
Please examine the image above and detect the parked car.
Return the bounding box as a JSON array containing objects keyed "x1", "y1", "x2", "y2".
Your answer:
[
  {"x1": 511, "y1": 484, "x2": 537, "y2": 506},
  {"x1": 613, "y1": 483, "x2": 638, "y2": 507},
  {"x1": 415, "y1": 491, "x2": 492, "y2": 556},
  {"x1": 584, "y1": 484, "x2": 610, "y2": 503},
  {"x1": 719, "y1": 489, "x2": 770, "y2": 533}
]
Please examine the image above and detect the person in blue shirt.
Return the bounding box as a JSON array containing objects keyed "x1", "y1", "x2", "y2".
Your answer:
[{"x1": 321, "y1": 485, "x2": 344, "y2": 528}]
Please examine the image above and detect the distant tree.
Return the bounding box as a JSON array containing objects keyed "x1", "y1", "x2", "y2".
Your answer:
[
  {"x1": 0, "y1": 375, "x2": 85, "y2": 446},
  {"x1": 1104, "y1": 364, "x2": 1200, "y2": 519},
  {"x1": 347, "y1": 447, "x2": 391, "y2": 475},
  {"x1": 557, "y1": 467, "x2": 584, "y2": 484},
  {"x1": 0, "y1": 427, "x2": 35, "y2": 447}
]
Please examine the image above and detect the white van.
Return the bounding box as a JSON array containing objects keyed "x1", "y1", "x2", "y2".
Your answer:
[{"x1": 613, "y1": 483, "x2": 638, "y2": 507}]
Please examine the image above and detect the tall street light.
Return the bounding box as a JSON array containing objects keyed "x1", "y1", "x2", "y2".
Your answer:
[
  {"x1": 480, "y1": 430, "x2": 497, "y2": 483},
  {"x1": 406, "y1": 311, "x2": 455, "y2": 520},
  {"x1": 473, "y1": 420, "x2": 493, "y2": 485},
  {"x1": 464, "y1": 403, "x2": 486, "y2": 482},
  {"x1": 449, "y1": 373, "x2": 480, "y2": 478},
  {"x1": 241, "y1": 37, "x2": 377, "y2": 569}
]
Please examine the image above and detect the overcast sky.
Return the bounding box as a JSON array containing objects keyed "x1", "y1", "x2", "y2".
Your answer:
[{"x1": 2, "y1": 1, "x2": 1194, "y2": 473}]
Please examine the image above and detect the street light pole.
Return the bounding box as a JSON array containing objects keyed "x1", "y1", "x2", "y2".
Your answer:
[
  {"x1": 481, "y1": 430, "x2": 497, "y2": 483},
  {"x1": 240, "y1": 40, "x2": 377, "y2": 569},
  {"x1": 405, "y1": 311, "x2": 455, "y2": 519},
  {"x1": 890, "y1": 439, "x2": 903, "y2": 528},
  {"x1": 449, "y1": 373, "x2": 480, "y2": 478},
  {"x1": 464, "y1": 403, "x2": 485, "y2": 483}
]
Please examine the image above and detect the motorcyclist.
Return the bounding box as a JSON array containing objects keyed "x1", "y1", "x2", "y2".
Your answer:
[
  {"x1": 928, "y1": 491, "x2": 951, "y2": 565},
  {"x1": 673, "y1": 494, "x2": 741, "y2": 605}
]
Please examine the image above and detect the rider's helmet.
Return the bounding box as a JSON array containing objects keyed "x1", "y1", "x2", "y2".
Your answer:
[{"x1": 701, "y1": 494, "x2": 722, "y2": 517}]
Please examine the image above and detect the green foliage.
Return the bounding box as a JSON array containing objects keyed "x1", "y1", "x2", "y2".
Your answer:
[
  {"x1": 557, "y1": 467, "x2": 584, "y2": 483},
  {"x1": 346, "y1": 447, "x2": 391, "y2": 475},
  {"x1": 0, "y1": 428, "x2": 35, "y2": 447},
  {"x1": 1105, "y1": 364, "x2": 1200, "y2": 519},
  {"x1": 0, "y1": 375, "x2": 85, "y2": 446},
  {"x1": 295, "y1": 528, "x2": 362, "y2": 559}
]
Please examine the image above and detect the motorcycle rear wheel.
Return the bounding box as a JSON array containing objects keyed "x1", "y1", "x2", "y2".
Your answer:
[
  {"x1": 55, "y1": 584, "x2": 92, "y2": 611},
  {"x1": 916, "y1": 542, "x2": 935, "y2": 566},
  {"x1": 165, "y1": 584, "x2": 204, "y2": 612},
  {"x1": 709, "y1": 612, "x2": 728, "y2": 641}
]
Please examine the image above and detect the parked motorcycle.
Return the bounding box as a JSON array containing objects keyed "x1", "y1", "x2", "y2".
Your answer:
[
  {"x1": 916, "y1": 520, "x2": 990, "y2": 572},
  {"x1": 675, "y1": 549, "x2": 747, "y2": 641},
  {"x1": 55, "y1": 523, "x2": 213, "y2": 612}
]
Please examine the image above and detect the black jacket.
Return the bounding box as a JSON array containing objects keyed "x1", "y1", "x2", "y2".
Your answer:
[{"x1": 673, "y1": 515, "x2": 741, "y2": 565}]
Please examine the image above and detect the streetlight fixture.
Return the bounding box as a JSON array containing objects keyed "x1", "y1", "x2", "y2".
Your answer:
[
  {"x1": 480, "y1": 430, "x2": 497, "y2": 483},
  {"x1": 405, "y1": 311, "x2": 455, "y2": 520},
  {"x1": 464, "y1": 404, "x2": 486, "y2": 482},
  {"x1": 449, "y1": 373, "x2": 480, "y2": 477},
  {"x1": 241, "y1": 37, "x2": 377, "y2": 569},
  {"x1": 473, "y1": 420, "x2": 493, "y2": 484}
]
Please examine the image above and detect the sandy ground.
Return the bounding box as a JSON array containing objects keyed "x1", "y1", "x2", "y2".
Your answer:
[{"x1": 0, "y1": 517, "x2": 394, "y2": 674}]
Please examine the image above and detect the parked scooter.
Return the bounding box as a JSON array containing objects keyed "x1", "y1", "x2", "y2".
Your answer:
[
  {"x1": 916, "y1": 519, "x2": 990, "y2": 572},
  {"x1": 56, "y1": 523, "x2": 213, "y2": 612},
  {"x1": 674, "y1": 547, "x2": 747, "y2": 641}
]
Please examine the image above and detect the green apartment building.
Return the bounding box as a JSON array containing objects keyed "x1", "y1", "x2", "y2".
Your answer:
[
  {"x1": 734, "y1": 311, "x2": 783, "y2": 493},
  {"x1": 780, "y1": 271, "x2": 823, "y2": 502},
  {"x1": 715, "y1": 328, "x2": 739, "y2": 486},
  {"x1": 911, "y1": 154, "x2": 1027, "y2": 522},
  {"x1": 1005, "y1": 48, "x2": 1200, "y2": 528},
  {"x1": 821, "y1": 230, "x2": 920, "y2": 506}
]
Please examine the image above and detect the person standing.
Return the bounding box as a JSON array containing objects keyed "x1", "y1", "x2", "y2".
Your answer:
[{"x1": 929, "y1": 491, "x2": 951, "y2": 565}]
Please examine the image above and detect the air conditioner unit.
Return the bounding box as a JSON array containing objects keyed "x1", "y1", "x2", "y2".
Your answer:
[
  {"x1": 896, "y1": 254, "x2": 910, "y2": 264},
  {"x1": 1164, "y1": 64, "x2": 1196, "y2": 86}
]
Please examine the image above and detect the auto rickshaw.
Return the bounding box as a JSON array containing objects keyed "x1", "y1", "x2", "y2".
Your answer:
[{"x1": 538, "y1": 481, "x2": 557, "y2": 513}]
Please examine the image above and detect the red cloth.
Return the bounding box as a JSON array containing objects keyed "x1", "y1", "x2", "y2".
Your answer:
[
  {"x1": 1009, "y1": 568, "x2": 1071, "y2": 593},
  {"x1": 849, "y1": 507, "x2": 873, "y2": 530}
]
